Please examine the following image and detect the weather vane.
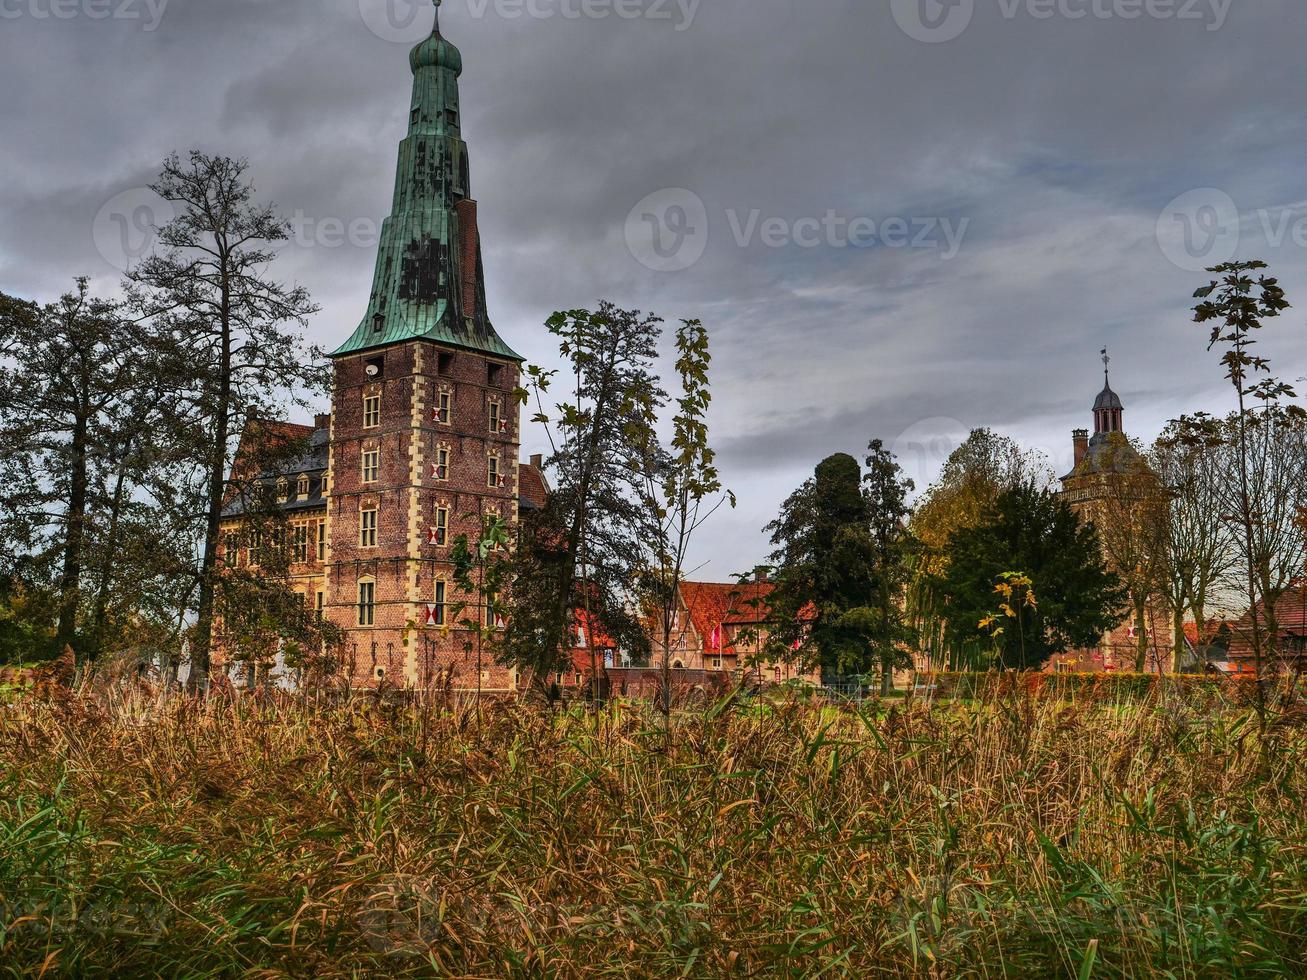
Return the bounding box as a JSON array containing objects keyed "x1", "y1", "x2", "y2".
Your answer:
[{"x1": 1101, "y1": 346, "x2": 1110, "y2": 380}]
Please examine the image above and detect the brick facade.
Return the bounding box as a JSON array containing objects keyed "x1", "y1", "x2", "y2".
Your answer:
[{"x1": 325, "y1": 342, "x2": 521, "y2": 690}]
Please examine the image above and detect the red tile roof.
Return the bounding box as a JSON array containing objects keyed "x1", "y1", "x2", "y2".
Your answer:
[
  {"x1": 518, "y1": 462, "x2": 548, "y2": 510},
  {"x1": 1225, "y1": 580, "x2": 1307, "y2": 657}
]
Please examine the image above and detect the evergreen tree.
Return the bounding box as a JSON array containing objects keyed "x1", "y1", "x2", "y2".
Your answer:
[
  {"x1": 766, "y1": 453, "x2": 876, "y2": 679},
  {"x1": 861, "y1": 440, "x2": 916, "y2": 694},
  {"x1": 935, "y1": 482, "x2": 1126, "y2": 670}
]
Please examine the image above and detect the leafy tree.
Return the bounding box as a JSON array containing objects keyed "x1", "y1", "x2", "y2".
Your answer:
[
  {"x1": 934, "y1": 482, "x2": 1126, "y2": 670},
  {"x1": 503, "y1": 304, "x2": 662, "y2": 695},
  {"x1": 634, "y1": 317, "x2": 733, "y2": 716},
  {"x1": 451, "y1": 512, "x2": 512, "y2": 712},
  {"x1": 908, "y1": 429, "x2": 1050, "y2": 670},
  {"x1": 766, "y1": 453, "x2": 876, "y2": 679},
  {"x1": 0, "y1": 280, "x2": 150, "y2": 659},
  {"x1": 129, "y1": 151, "x2": 324, "y2": 688},
  {"x1": 1188, "y1": 260, "x2": 1294, "y2": 678}
]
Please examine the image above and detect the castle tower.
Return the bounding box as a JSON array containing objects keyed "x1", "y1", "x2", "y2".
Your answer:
[
  {"x1": 324, "y1": 1, "x2": 522, "y2": 689},
  {"x1": 1058, "y1": 350, "x2": 1170, "y2": 673}
]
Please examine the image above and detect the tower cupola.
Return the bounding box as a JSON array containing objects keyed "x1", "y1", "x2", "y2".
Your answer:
[{"x1": 1092, "y1": 348, "x2": 1123, "y2": 438}]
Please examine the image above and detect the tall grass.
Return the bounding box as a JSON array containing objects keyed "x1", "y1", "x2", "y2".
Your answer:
[{"x1": 1, "y1": 683, "x2": 1304, "y2": 976}]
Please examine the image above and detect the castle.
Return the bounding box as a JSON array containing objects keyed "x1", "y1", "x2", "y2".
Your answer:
[{"x1": 219, "y1": 3, "x2": 542, "y2": 690}]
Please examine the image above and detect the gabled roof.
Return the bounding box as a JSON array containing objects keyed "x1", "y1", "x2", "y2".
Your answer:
[
  {"x1": 680, "y1": 580, "x2": 775, "y2": 639},
  {"x1": 518, "y1": 461, "x2": 548, "y2": 511},
  {"x1": 1226, "y1": 581, "x2": 1307, "y2": 657}
]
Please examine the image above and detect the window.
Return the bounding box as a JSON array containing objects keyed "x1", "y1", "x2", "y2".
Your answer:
[
  {"x1": 291, "y1": 523, "x2": 309, "y2": 564},
  {"x1": 361, "y1": 449, "x2": 379, "y2": 484},
  {"x1": 487, "y1": 361, "x2": 503, "y2": 386},
  {"x1": 432, "y1": 447, "x2": 449, "y2": 482},
  {"x1": 276, "y1": 478, "x2": 288, "y2": 503},
  {"x1": 363, "y1": 394, "x2": 381, "y2": 429},
  {"x1": 488, "y1": 400, "x2": 501, "y2": 434},
  {"x1": 437, "y1": 352, "x2": 454, "y2": 375},
  {"x1": 410, "y1": 106, "x2": 420, "y2": 126},
  {"x1": 297, "y1": 474, "x2": 310, "y2": 498},
  {"x1": 360, "y1": 509, "x2": 378, "y2": 548},
  {"x1": 357, "y1": 580, "x2": 375, "y2": 626},
  {"x1": 317, "y1": 521, "x2": 326, "y2": 561},
  {"x1": 249, "y1": 529, "x2": 263, "y2": 567},
  {"x1": 432, "y1": 580, "x2": 446, "y2": 626},
  {"x1": 315, "y1": 590, "x2": 325, "y2": 619},
  {"x1": 435, "y1": 391, "x2": 451, "y2": 425},
  {"x1": 487, "y1": 454, "x2": 500, "y2": 489},
  {"x1": 434, "y1": 507, "x2": 448, "y2": 546}
]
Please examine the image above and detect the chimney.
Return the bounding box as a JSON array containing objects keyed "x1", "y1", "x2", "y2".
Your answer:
[
  {"x1": 455, "y1": 198, "x2": 480, "y2": 321},
  {"x1": 1073, "y1": 429, "x2": 1089, "y2": 467},
  {"x1": 315, "y1": 413, "x2": 331, "y2": 432},
  {"x1": 530, "y1": 453, "x2": 543, "y2": 469},
  {"x1": 754, "y1": 568, "x2": 769, "y2": 584}
]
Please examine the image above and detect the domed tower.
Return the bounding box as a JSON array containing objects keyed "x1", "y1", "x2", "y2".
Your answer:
[
  {"x1": 1063, "y1": 348, "x2": 1144, "y2": 499},
  {"x1": 324, "y1": 1, "x2": 522, "y2": 690},
  {"x1": 1058, "y1": 349, "x2": 1170, "y2": 673}
]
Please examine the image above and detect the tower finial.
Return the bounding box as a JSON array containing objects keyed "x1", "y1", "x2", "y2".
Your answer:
[{"x1": 1101, "y1": 346, "x2": 1110, "y2": 382}]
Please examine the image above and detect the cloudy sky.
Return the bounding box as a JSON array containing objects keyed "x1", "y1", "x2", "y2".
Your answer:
[{"x1": 3, "y1": 0, "x2": 1306, "y2": 578}]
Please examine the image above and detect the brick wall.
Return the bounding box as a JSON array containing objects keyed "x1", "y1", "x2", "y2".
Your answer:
[{"x1": 326, "y1": 339, "x2": 521, "y2": 689}]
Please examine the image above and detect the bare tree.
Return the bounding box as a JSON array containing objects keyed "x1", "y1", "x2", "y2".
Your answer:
[
  {"x1": 129, "y1": 152, "x2": 324, "y2": 689},
  {"x1": 1151, "y1": 424, "x2": 1236, "y2": 671}
]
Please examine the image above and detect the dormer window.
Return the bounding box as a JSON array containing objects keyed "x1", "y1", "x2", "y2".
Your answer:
[
  {"x1": 410, "y1": 106, "x2": 420, "y2": 126},
  {"x1": 276, "y1": 478, "x2": 288, "y2": 503},
  {"x1": 296, "y1": 474, "x2": 309, "y2": 498},
  {"x1": 372, "y1": 313, "x2": 384, "y2": 334}
]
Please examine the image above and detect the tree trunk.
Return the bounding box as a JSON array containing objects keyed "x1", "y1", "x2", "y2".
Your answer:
[
  {"x1": 190, "y1": 289, "x2": 233, "y2": 690},
  {"x1": 55, "y1": 414, "x2": 89, "y2": 659},
  {"x1": 1172, "y1": 603, "x2": 1186, "y2": 674},
  {"x1": 90, "y1": 451, "x2": 131, "y2": 659},
  {"x1": 1133, "y1": 599, "x2": 1148, "y2": 673}
]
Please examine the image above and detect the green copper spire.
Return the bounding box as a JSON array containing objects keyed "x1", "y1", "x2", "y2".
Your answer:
[{"x1": 332, "y1": 1, "x2": 521, "y2": 360}]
